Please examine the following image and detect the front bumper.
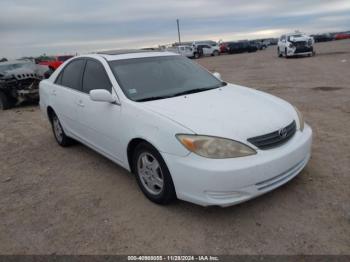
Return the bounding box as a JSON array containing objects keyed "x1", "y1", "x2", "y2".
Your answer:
[
  {"x1": 162, "y1": 124, "x2": 312, "y2": 207},
  {"x1": 287, "y1": 46, "x2": 313, "y2": 56}
]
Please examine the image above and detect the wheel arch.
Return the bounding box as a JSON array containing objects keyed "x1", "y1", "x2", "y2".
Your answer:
[
  {"x1": 127, "y1": 138, "x2": 161, "y2": 173},
  {"x1": 46, "y1": 106, "x2": 56, "y2": 123}
]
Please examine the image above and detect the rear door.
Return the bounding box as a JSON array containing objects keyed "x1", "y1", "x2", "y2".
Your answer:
[
  {"x1": 76, "y1": 58, "x2": 123, "y2": 162},
  {"x1": 202, "y1": 44, "x2": 212, "y2": 55},
  {"x1": 52, "y1": 59, "x2": 85, "y2": 137}
]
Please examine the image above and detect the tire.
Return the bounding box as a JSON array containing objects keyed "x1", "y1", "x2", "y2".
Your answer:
[
  {"x1": 0, "y1": 91, "x2": 11, "y2": 110},
  {"x1": 194, "y1": 52, "x2": 200, "y2": 59},
  {"x1": 50, "y1": 112, "x2": 74, "y2": 147},
  {"x1": 132, "y1": 142, "x2": 176, "y2": 205},
  {"x1": 213, "y1": 50, "x2": 219, "y2": 56},
  {"x1": 277, "y1": 47, "x2": 282, "y2": 57}
]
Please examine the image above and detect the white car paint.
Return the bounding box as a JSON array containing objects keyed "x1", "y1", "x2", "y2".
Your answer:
[
  {"x1": 193, "y1": 41, "x2": 220, "y2": 56},
  {"x1": 169, "y1": 45, "x2": 195, "y2": 58},
  {"x1": 40, "y1": 51, "x2": 312, "y2": 207}
]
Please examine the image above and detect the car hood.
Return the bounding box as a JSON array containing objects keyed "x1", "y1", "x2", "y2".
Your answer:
[
  {"x1": 143, "y1": 84, "x2": 297, "y2": 143},
  {"x1": 0, "y1": 64, "x2": 48, "y2": 80}
]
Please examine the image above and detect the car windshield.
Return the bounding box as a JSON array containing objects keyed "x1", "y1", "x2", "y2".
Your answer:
[
  {"x1": 288, "y1": 34, "x2": 303, "y2": 41},
  {"x1": 109, "y1": 55, "x2": 225, "y2": 102}
]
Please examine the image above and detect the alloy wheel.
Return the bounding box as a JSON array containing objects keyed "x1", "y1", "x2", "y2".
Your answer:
[
  {"x1": 53, "y1": 116, "x2": 63, "y2": 143},
  {"x1": 137, "y1": 152, "x2": 164, "y2": 195}
]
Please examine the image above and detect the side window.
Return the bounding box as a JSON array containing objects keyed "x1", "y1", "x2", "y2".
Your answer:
[
  {"x1": 82, "y1": 60, "x2": 111, "y2": 94},
  {"x1": 55, "y1": 71, "x2": 63, "y2": 85},
  {"x1": 60, "y1": 59, "x2": 85, "y2": 91}
]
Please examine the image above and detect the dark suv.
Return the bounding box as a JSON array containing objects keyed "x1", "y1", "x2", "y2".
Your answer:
[{"x1": 227, "y1": 41, "x2": 258, "y2": 54}]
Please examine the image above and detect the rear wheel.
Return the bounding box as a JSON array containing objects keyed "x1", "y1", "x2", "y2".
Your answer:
[
  {"x1": 213, "y1": 50, "x2": 219, "y2": 56},
  {"x1": 50, "y1": 113, "x2": 74, "y2": 146},
  {"x1": 132, "y1": 142, "x2": 176, "y2": 205},
  {"x1": 194, "y1": 52, "x2": 200, "y2": 59},
  {"x1": 0, "y1": 91, "x2": 11, "y2": 110}
]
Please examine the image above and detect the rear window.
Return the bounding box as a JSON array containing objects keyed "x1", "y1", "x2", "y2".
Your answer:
[
  {"x1": 58, "y1": 59, "x2": 85, "y2": 91},
  {"x1": 288, "y1": 34, "x2": 303, "y2": 41}
]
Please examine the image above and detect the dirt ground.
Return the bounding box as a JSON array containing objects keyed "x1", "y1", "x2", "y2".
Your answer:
[{"x1": 0, "y1": 39, "x2": 349, "y2": 255}]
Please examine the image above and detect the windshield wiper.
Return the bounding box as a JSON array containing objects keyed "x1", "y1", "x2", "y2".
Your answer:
[
  {"x1": 171, "y1": 82, "x2": 227, "y2": 97},
  {"x1": 136, "y1": 82, "x2": 227, "y2": 102},
  {"x1": 136, "y1": 95, "x2": 173, "y2": 102}
]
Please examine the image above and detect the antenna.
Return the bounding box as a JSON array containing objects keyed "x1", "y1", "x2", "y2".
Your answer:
[{"x1": 177, "y1": 19, "x2": 181, "y2": 45}]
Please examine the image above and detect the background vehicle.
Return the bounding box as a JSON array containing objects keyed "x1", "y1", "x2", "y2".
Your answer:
[
  {"x1": 0, "y1": 60, "x2": 49, "y2": 109},
  {"x1": 249, "y1": 41, "x2": 262, "y2": 51},
  {"x1": 38, "y1": 55, "x2": 74, "y2": 71},
  {"x1": 312, "y1": 33, "x2": 333, "y2": 42},
  {"x1": 167, "y1": 45, "x2": 195, "y2": 58},
  {"x1": 277, "y1": 33, "x2": 314, "y2": 57},
  {"x1": 227, "y1": 41, "x2": 258, "y2": 54},
  {"x1": 334, "y1": 32, "x2": 350, "y2": 40},
  {"x1": 192, "y1": 41, "x2": 220, "y2": 57},
  {"x1": 219, "y1": 42, "x2": 229, "y2": 53}
]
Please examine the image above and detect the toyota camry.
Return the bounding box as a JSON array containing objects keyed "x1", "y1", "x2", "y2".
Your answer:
[{"x1": 39, "y1": 50, "x2": 312, "y2": 207}]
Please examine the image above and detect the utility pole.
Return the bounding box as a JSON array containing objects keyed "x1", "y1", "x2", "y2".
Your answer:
[{"x1": 176, "y1": 19, "x2": 181, "y2": 45}]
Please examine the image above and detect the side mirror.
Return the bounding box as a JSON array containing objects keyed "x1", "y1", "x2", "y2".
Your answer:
[
  {"x1": 213, "y1": 72, "x2": 222, "y2": 80},
  {"x1": 89, "y1": 89, "x2": 116, "y2": 103}
]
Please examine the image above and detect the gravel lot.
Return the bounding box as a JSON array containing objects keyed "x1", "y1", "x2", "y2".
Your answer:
[{"x1": 0, "y1": 39, "x2": 349, "y2": 255}]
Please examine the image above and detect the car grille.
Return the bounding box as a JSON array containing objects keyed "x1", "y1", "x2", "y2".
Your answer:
[
  {"x1": 247, "y1": 121, "x2": 296, "y2": 150},
  {"x1": 295, "y1": 46, "x2": 312, "y2": 53},
  {"x1": 293, "y1": 41, "x2": 307, "y2": 47}
]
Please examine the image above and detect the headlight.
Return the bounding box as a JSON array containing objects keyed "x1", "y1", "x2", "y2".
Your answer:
[
  {"x1": 176, "y1": 134, "x2": 256, "y2": 159},
  {"x1": 294, "y1": 106, "x2": 305, "y2": 131}
]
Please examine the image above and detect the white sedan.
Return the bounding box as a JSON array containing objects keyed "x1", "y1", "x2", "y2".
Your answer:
[{"x1": 39, "y1": 51, "x2": 312, "y2": 207}]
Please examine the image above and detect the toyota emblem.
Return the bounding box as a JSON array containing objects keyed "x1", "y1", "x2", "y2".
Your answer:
[{"x1": 278, "y1": 127, "x2": 288, "y2": 138}]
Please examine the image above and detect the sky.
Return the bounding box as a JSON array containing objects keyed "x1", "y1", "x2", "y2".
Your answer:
[{"x1": 1, "y1": 0, "x2": 350, "y2": 58}]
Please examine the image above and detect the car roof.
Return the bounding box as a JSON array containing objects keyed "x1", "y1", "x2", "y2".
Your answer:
[{"x1": 93, "y1": 50, "x2": 179, "y2": 61}]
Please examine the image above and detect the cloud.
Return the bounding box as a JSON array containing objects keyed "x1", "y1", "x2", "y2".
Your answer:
[{"x1": 0, "y1": 0, "x2": 349, "y2": 58}]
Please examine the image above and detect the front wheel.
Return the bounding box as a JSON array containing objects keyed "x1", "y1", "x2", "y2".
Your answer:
[
  {"x1": 213, "y1": 50, "x2": 219, "y2": 56},
  {"x1": 0, "y1": 91, "x2": 11, "y2": 110},
  {"x1": 193, "y1": 52, "x2": 200, "y2": 59},
  {"x1": 132, "y1": 142, "x2": 176, "y2": 205},
  {"x1": 277, "y1": 47, "x2": 282, "y2": 57},
  {"x1": 50, "y1": 113, "x2": 74, "y2": 147}
]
